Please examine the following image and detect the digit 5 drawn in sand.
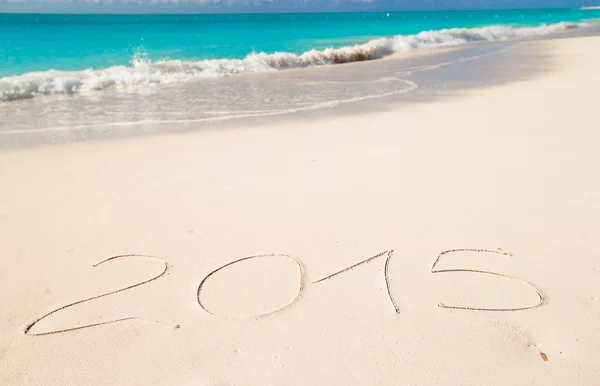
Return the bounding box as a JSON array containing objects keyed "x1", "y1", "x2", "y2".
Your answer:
[
  {"x1": 24, "y1": 254, "x2": 170, "y2": 336},
  {"x1": 313, "y1": 250, "x2": 400, "y2": 314},
  {"x1": 431, "y1": 248, "x2": 544, "y2": 312},
  {"x1": 197, "y1": 254, "x2": 304, "y2": 319}
]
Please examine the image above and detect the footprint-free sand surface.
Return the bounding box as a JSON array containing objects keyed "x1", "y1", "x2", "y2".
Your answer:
[{"x1": 1, "y1": 36, "x2": 600, "y2": 385}]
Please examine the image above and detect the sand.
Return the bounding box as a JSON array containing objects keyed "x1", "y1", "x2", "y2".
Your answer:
[{"x1": 1, "y1": 36, "x2": 600, "y2": 385}]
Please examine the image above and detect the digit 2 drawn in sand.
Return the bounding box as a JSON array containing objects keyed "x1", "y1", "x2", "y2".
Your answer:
[
  {"x1": 312, "y1": 250, "x2": 400, "y2": 314},
  {"x1": 24, "y1": 254, "x2": 170, "y2": 336},
  {"x1": 431, "y1": 248, "x2": 544, "y2": 312},
  {"x1": 197, "y1": 254, "x2": 304, "y2": 319}
]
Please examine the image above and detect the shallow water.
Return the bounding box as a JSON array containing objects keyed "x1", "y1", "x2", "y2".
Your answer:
[
  {"x1": 1, "y1": 15, "x2": 599, "y2": 148},
  {"x1": 0, "y1": 39, "x2": 537, "y2": 147}
]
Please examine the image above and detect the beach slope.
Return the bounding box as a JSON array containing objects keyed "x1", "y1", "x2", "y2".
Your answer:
[{"x1": 1, "y1": 36, "x2": 600, "y2": 385}]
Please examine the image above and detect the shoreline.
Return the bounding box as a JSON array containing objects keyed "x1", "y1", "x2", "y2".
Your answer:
[
  {"x1": 4, "y1": 23, "x2": 600, "y2": 149},
  {"x1": 1, "y1": 16, "x2": 597, "y2": 102},
  {"x1": 2, "y1": 35, "x2": 600, "y2": 385},
  {"x1": 0, "y1": 37, "x2": 551, "y2": 149}
]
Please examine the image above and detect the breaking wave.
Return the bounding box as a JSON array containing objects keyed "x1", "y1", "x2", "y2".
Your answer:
[{"x1": 0, "y1": 21, "x2": 584, "y2": 102}]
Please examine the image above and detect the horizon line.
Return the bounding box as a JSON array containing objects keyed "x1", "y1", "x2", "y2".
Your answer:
[{"x1": 0, "y1": 6, "x2": 590, "y2": 16}]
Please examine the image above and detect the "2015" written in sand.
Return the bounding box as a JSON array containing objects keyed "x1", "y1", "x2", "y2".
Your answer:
[{"x1": 24, "y1": 248, "x2": 544, "y2": 336}]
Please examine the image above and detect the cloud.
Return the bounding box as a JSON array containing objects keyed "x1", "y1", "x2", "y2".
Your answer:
[
  {"x1": 0, "y1": 0, "x2": 382, "y2": 9},
  {"x1": 0, "y1": 0, "x2": 292, "y2": 3}
]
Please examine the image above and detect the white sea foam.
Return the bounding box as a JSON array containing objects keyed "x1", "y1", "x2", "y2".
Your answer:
[
  {"x1": 0, "y1": 78, "x2": 419, "y2": 135},
  {"x1": 0, "y1": 21, "x2": 584, "y2": 102}
]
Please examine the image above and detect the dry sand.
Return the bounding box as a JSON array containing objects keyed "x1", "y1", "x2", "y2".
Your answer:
[{"x1": 1, "y1": 36, "x2": 600, "y2": 385}]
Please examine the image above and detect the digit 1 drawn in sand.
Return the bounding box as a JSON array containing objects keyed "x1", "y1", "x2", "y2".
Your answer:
[
  {"x1": 431, "y1": 248, "x2": 544, "y2": 312},
  {"x1": 24, "y1": 254, "x2": 172, "y2": 336},
  {"x1": 312, "y1": 250, "x2": 399, "y2": 314},
  {"x1": 196, "y1": 254, "x2": 304, "y2": 319}
]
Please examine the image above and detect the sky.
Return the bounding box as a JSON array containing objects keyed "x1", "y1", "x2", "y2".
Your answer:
[{"x1": 0, "y1": 0, "x2": 598, "y2": 13}]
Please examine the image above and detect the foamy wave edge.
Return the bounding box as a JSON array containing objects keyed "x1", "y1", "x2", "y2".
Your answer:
[{"x1": 0, "y1": 21, "x2": 584, "y2": 102}]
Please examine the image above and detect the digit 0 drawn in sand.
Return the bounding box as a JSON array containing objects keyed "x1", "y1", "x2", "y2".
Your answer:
[
  {"x1": 313, "y1": 250, "x2": 400, "y2": 314},
  {"x1": 431, "y1": 248, "x2": 544, "y2": 312},
  {"x1": 197, "y1": 254, "x2": 304, "y2": 319},
  {"x1": 25, "y1": 254, "x2": 173, "y2": 336}
]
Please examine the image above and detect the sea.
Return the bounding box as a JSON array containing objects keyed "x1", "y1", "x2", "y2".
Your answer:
[{"x1": 1, "y1": 8, "x2": 600, "y2": 146}]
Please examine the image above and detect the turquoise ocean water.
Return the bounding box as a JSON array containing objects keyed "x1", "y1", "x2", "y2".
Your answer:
[
  {"x1": 2, "y1": 9, "x2": 600, "y2": 79},
  {"x1": 2, "y1": 9, "x2": 600, "y2": 77},
  {"x1": 1, "y1": 7, "x2": 600, "y2": 146}
]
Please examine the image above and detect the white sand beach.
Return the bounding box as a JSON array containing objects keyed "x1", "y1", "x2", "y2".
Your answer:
[{"x1": 1, "y1": 36, "x2": 600, "y2": 385}]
